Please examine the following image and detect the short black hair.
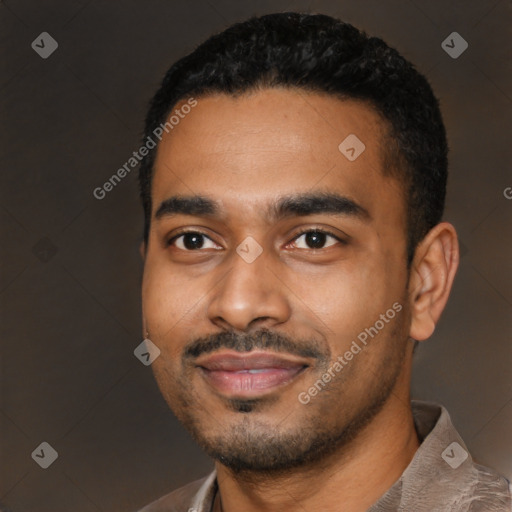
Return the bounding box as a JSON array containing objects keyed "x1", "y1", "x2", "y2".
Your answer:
[{"x1": 138, "y1": 12, "x2": 448, "y2": 264}]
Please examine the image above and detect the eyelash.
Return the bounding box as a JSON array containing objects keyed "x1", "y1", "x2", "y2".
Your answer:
[
  {"x1": 166, "y1": 228, "x2": 345, "y2": 250},
  {"x1": 288, "y1": 228, "x2": 345, "y2": 249}
]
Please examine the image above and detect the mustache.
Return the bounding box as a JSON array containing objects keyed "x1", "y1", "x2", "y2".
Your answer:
[{"x1": 183, "y1": 328, "x2": 327, "y2": 361}]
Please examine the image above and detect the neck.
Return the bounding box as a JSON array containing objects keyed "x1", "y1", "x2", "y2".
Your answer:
[{"x1": 214, "y1": 390, "x2": 419, "y2": 512}]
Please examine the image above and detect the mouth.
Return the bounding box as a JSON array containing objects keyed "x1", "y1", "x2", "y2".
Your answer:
[{"x1": 195, "y1": 350, "x2": 310, "y2": 398}]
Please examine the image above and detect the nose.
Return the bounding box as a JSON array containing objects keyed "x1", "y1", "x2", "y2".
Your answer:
[{"x1": 207, "y1": 246, "x2": 291, "y2": 332}]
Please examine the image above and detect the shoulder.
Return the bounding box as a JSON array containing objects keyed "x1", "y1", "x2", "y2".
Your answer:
[
  {"x1": 136, "y1": 475, "x2": 212, "y2": 512},
  {"x1": 406, "y1": 401, "x2": 511, "y2": 511},
  {"x1": 464, "y1": 463, "x2": 512, "y2": 511}
]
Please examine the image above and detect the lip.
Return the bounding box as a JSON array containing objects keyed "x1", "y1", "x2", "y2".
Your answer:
[{"x1": 196, "y1": 350, "x2": 310, "y2": 398}]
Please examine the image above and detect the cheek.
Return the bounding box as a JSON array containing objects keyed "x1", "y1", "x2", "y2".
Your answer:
[
  {"x1": 142, "y1": 261, "x2": 201, "y2": 348},
  {"x1": 289, "y1": 254, "x2": 403, "y2": 343}
]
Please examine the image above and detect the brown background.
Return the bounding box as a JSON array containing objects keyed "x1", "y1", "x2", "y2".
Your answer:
[{"x1": 1, "y1": 0, "x2": 511, "y2": 510}]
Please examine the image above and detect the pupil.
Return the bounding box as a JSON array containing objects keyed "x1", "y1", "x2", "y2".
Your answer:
[
  {"x1": 184, "y1": 233, "x2": 204, "y2": 250},
  {"x1": 306, "y1": 231, "x2": 326, "y2": 249}
]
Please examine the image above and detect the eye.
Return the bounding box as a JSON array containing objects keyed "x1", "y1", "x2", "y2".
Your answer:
[
  {"x1": 167, "y1": 231, "x2": 221, "y2": 251},
  {"x1": 290, "y1": 229, "x2": 343, "y2": 250}
]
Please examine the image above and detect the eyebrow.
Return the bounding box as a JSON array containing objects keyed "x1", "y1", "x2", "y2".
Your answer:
[{"x1": 154, "y1": 192, "x2": 370, "y2": 222}]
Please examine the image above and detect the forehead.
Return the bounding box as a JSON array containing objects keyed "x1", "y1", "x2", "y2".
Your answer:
[{"x1": 151, "y1": 88, "x2": 402, "y2": 222}]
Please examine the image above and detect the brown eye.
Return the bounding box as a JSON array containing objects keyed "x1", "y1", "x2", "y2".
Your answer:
[
  {"x1": 291, "y1": 229, "x2": 341, "y2": 250},
  {"x1": 168, "y1": 231, "x2": 220, "y2": 251}
]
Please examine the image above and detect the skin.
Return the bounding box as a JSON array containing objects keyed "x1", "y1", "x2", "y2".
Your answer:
[{"x1": 140, "y1": 88, "x2": 459, "y2": 512}]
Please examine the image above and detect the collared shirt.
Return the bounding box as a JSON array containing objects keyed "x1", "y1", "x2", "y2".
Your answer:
[{"x1": 137, "y1": 401, "x2": 512, "y2": 511}]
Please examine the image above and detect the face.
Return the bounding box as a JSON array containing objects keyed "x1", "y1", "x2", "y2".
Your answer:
[{"x1": 141, "y1": 88, "x2": 413, "y2": 473}]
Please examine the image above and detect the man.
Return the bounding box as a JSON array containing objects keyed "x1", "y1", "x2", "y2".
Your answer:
[{"x1": 135, "y1": 12, "x2": 511, "y2": 512}]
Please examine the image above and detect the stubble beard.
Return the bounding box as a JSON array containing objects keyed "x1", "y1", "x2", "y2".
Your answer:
[{"x1": 166, "y1": 323, "x2": 408, "y2": 475}]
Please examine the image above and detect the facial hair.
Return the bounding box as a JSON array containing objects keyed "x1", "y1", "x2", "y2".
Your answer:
[{"x1": 155, "y1": 317, "x2": 408, "y2": 475}]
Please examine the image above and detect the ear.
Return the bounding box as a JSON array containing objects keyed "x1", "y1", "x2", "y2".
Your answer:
[{"x1": 408, "y1": 222, "x2": 459, "y2": 341}]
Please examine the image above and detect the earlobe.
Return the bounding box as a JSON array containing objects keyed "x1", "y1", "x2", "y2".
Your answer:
[{"x1": 408, "y1": 222, "x2": 459, "y2": 342}]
